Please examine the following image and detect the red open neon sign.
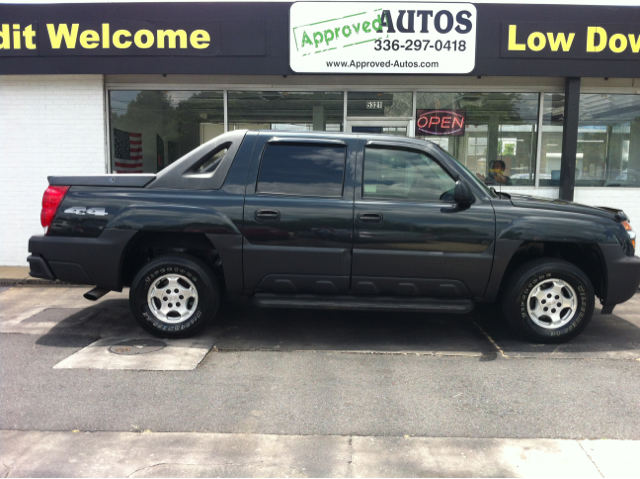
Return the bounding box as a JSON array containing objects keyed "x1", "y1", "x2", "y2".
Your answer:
[{"x1": 416, "y1": 110, "x2": 466, "y2": 136}]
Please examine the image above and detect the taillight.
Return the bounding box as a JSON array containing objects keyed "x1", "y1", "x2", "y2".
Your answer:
[
  {"x1": 41, "y1": 185, "x2": 69, "y2": 234},
  {"x1": 622, "y1": 220, "x2": 636, "y2": 251}
]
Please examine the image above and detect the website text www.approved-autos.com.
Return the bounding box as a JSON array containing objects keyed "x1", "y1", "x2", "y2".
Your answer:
[{"x1": 326, "y1": 60, "x2": 439, "y2": 69}]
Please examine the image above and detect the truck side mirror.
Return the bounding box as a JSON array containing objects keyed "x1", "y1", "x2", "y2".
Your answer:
[{"x1": 454, "y1": 180, "x2": 476, "y2": 206}]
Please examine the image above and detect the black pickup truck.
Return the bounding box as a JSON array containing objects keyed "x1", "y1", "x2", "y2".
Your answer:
[{"x1": 28, "y1": 130, "x2": 639, "y2": 342}]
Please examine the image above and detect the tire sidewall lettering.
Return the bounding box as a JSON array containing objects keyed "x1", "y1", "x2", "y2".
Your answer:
[{"x1": 143, "y1": 265, "x2": 199, "y2": 289}]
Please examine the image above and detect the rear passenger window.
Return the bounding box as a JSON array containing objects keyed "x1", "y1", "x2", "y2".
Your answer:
[{"x1": 257, "y1": 143, "x2": 346, "y2": 197}]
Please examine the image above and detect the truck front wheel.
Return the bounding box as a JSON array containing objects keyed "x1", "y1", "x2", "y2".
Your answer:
[
  {"x1": 502, "y1": 258, "x2": 595, "y2": 343},
  {"x1": 129, "y1": 254, "x2": 220, "y2": 338}
]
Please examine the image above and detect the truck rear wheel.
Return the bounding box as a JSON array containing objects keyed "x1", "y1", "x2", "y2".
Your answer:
[
  {"x1": 129, "y1": 254, "x2": 220, "y2": 338},
  {"x1": 502, "y1": 258, "x2": 595, "y2": 343}
]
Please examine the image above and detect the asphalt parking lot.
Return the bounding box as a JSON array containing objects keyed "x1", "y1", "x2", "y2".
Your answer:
[{"x1": 1, "y1": 285, "x2": 639, "y2": 476}]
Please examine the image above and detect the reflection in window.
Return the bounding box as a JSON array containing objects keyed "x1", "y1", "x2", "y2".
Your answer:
[
  {"x1": 228, "y1": 91, "x2": 344, "y2": 132},
  {"x1": 110, "y1": 90, "x2": 223, "y2": 174},
  {"x1": 347, "y1": 92, "x2": 413, "y2": 117},
  {"x1": 416, "y1": 92, "x2": 539, "y2": 187},
  {"x1": 577, "y1": 94, "x2": 640, "y2": 188},
  {"x1": 257, "y1": 144, "x2": 346, "y2": 197},
  {"x1": 363, "y1": 147, "x2": 455, "y2": 201}
]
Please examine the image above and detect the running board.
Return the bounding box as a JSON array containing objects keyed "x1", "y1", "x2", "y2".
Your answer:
[{"x1": 253, "y1": 294, "x2": 474, "y2": 314}]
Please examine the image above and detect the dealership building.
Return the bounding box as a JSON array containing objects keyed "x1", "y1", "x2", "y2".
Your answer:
[{"x1": 1, "y1": 0, "x2": 640, "y2": 265}]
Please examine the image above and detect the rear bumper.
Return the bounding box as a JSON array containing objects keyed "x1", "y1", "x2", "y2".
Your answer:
[
  {"x1": 28, "y1": 229, "x2": 137, "y2": 291},
  {"x1": 27, "y1": 255, "x2": 56, "y2": 281},
  {"x1": 600, "y1": 243, "x2": 640, "y2": 306}
]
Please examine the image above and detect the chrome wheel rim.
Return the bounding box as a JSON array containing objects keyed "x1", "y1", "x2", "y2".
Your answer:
[
  {"x1": 526, "y1": 278, "x2": 577, "y2": 329},
  {"x1": 147, "y1": 274, "x2": 198, "y2": 324}
]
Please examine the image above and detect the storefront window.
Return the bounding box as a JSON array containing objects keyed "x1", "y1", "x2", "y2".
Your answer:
[
  {"x1": 538, "y1": 93, "x2": 565, "y2": 187},
  {"x1": 347, "y1": 92, "x2": 413, "y2": 117},
  {"x1": 577, "y1": 94, "x2": 640, "y2": 188},
  {"x1": 110, "y1": 90, "x2": 223, "y2": 173},
  {"x1": 228, "y1": 91, "x2": 343, "y2": 132},
  {"x1": 416, "y1": 92, "x2": 539, "y2": 187}
]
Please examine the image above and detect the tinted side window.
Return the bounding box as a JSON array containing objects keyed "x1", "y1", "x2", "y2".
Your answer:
[
  {"x1": 257, "y1": 143, "x2": 346, "y2": 197},
  {"x1": 363, "y1": 147, "x2": 456, "y2": 201}
]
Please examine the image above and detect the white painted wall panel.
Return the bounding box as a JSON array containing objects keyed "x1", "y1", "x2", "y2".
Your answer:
[
  {"x1": 0, "y1": 75, "x2": 106, "y2": 266},
  {"x1": 574, "y1": 188, "x2": 640, "y2": 225}
]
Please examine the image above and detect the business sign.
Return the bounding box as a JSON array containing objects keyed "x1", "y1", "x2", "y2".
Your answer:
[
  {"x1": 416, "y1": 110, "x2": 466, "y2": 136},
  {"x1": 290, "y1": 2, "x2": 476, "y2": 74},
  {"x1": 0, "y1": 21, "x2": 225, "y2": 56},
  {"x1": 502, "y1": 23, "x2": 640, "y2": 60},
  {"x1": 1, "y1": 2, "x2": 639, "y2": 78}
]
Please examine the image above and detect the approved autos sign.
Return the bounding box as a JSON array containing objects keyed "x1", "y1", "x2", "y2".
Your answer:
[{"x1": 290, "y1": 2, "x2": 476, "y2": 74}]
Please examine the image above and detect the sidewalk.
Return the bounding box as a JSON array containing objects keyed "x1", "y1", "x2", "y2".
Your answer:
[
  {"x1": 2, "y1": 430, "x2": 639, "y2": 478},
  {"x1": 0, "y1": 266, "x2": 70, "y2": 286}
]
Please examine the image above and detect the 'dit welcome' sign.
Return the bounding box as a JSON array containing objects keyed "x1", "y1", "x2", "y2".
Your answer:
[{"x1": 0, "y1": 21, "x2": 222, "y2": 56}]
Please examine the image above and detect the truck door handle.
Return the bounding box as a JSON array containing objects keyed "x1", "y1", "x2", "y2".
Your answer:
[
  {"x1": 255, "y1": 209, "x2": 281, "y2": 222},
  {"x1": 358, "y1": 213, "x2": 383, "y2": 224}
]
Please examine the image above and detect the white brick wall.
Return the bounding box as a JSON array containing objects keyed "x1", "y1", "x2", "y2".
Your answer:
[
  {"x1": 574, "y1": 188, "x2": 640, "y2": 226},
  {"x1": 0, "y1": 75, "x2": 106, "y2": 266}
]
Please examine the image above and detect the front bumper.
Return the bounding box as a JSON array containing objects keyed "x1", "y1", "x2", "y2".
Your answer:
[
  {"x1": 600, "y1": 243, "x2": 640, "y2": 306},
  {"x1": 28, "y1": 229, "x2": 136, "y2": 291}
]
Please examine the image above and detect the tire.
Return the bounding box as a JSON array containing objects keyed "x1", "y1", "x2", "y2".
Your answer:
[
  {"x1": 502, "y1": 258, "x2": 595, "y2": 343},
  {"x1": 129, "y1": 254, "x2": 220, "y2": 338}
]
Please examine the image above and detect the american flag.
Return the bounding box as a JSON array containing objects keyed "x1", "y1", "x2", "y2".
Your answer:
[{"x1": 114, "y1": 129, "x2": 143, "y2": 173}]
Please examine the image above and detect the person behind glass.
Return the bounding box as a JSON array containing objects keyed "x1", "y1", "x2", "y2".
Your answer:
[{"x1": 476, "y1": 160, "x2": 511, "y2": 186}]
